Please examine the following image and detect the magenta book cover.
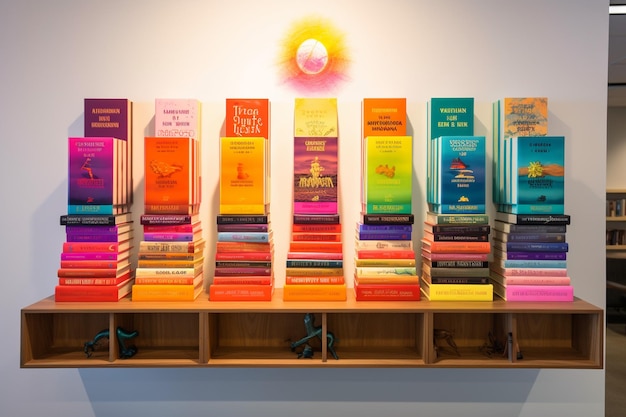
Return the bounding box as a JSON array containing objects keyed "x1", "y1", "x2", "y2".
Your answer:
[
  {"x1": 84, "y1": 99, "x2": 131, "y2": 141},
  {"x1": 293, "y1": 137, "x2": 338, "y2": 214},
  {"x1": 68, "y1": 137, "x2": 117, "y2": 214}
]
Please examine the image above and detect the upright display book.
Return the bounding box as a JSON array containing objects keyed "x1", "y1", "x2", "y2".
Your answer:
[
  {"x1": 429, "y1": 136, "x2": 486, "y2": 214},
  {"x1": 84, "y1": 98, "x2": 133, "y2": 204},
  {"x1": 154, "y1": 99, "x2": 201, "y2": 141},
  {"x1": 219, "y1": 137, "x2": 267, "y2": 214},
  {"x1": 68, "y1": 137, "x2": 124, "y2": 215},
  {"x1": 361, "y1": 98, "x2": 406, "y2": 137},
  {"x1": 293, "y1": 136, "x2": 338, "y2": 214},
  {"x1": 362, "y1": 135, "x2": 412, "y2": 214},
  {"x1": 293, "y1": 98, "x2": 337, "y2": 138},
  {"x1": 493, "y1": 97, "x2": 548, "y2": 204},
  {"x1": 144, "y1": 136, "x2": 199, "y2": 214},
  {"x1": 427, "y1": 98, "x2": 474, "y2": 139},
  {"x1": 503, "y1": 136, "x2": 565, "y2": 214}
]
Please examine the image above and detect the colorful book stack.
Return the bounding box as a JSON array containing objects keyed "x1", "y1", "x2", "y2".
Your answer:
[
  {"x1": 421, "y1": 97, "x2": 493, "y2": 301},
  {"x1": 55, "y1": 98, "x2": 135, "y2": 302},
  {"x1": 283, "y1": 98, "x2": 346, "y2": 301},
  {"x1": 489, "y1": 213, "x2": 572, "y2": 301},
  {"x1": 132, "y1": 99, "x2": 205, "y2": 301},
  {"x1": 490, "y1": 97, "x2": 572, "y2": 301},
  {"x1": 353, "y1": 98, "x2": 419, "y2": 301},
  {"x1": 210, "y1": 98, "x2": 274, "y2": 301}
]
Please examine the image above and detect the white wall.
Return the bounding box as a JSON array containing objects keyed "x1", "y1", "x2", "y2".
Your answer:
[{"x1": 2, "y1": 1, "x2": 608, "y2": 416}]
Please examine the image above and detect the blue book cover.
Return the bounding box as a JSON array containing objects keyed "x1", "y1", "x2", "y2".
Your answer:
[
  {"x1": 504, "y1": 136, "x2": 564, "y2": 214},
  {"x1": 216, "y1": 232, "x2": 270, "y2": 242},
  {"x1": 356, "y1": 223, "x2": 413, "y2": 233},
  {"x1": 430, "y1": 136, "x2": 486, "y2": 214},
  {"x1": 501, "y1": 242, "x2": 568, "y2": 252}
]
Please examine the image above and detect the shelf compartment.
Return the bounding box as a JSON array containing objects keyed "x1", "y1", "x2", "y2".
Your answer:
[
  {"x1": 207, "y1": 312, "x2": 324, "y2": 365},
  {"x1": 21, "y1": 311, "x2": 112, "y2": 367},
  {"x1": 511, "y1": 311, "x2": 603, "y2": 368},
  {"x1": 429, "y1": 312, "x2": 511, "y2": 367},
  {"x1": 325, "y1": 312, "x2": 425, "y2": 366}
]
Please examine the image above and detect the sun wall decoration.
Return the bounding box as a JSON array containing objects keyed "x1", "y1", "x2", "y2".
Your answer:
[{"x1": 278, "y1": 15, "x2": 350, "y2": 93}]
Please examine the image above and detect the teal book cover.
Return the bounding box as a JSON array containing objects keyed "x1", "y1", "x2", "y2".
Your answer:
[
  {"x1": 363, "y1": 135, "x2": 412, "y2": 214},
  {"x1": 431, "y1": 136, "x2": 486, "y2": 214},
  {"x1": 504, "y1": 136, "x2": 564, "y2": 214}
]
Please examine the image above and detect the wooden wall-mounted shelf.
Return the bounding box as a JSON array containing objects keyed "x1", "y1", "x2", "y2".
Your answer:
[{"x1": 21, "y1": 290, "x2": 603, "y2": 369}]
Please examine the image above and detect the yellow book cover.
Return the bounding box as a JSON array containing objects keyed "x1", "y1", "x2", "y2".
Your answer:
[
  {"x1": 282, "y1": 283, "x2": 347, "y2": 301},
  {"x1": 420, "y1": 279, "x2": 493, "y2": 301},
  {"x1": 219, "y1": 137, "x2": 266, "y2": 214},
  {"x1": 131, "y1": 282, "x2": 204, "y2": 301},
  {"x1": 294, "y1": 98, "x2": 338, "y2": 137}
]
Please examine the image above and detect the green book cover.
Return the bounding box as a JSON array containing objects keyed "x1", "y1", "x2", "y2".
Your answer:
[{"x1": 363, "y1": 135, "x2": 412, "y2": 214}]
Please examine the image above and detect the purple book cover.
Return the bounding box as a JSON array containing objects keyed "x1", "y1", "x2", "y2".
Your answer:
[
  {"x1": 68, "y1": 137, "x2": 116, "y2": 214},
  {"x1": 293, "y1": 137, "x2": 338, "y2": 214},
  {"x1": 500, "y1": 251, "x2": 566, "y2": 260},
  {"x1": 65, "y1": 233, "x2": 124, "y2": 242},
  {"x1": 65, "y1": 225, "x2": 123, "y2": 234},
  {"x1": 60, "y1": 252, "x2": 127, "y2": 261}
]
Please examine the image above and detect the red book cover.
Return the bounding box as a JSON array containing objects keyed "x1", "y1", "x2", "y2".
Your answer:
[
  {"x1": 215, "y1": 251, "x2": 273, "y2": 261},
  {"x1": 209, "y1": 283, "x2": 273, "y2": 301},
  {"x1": 61, "y1": 250, "x2": 130, "y2": 261},
  {"x1": 214, "y1": 267, "x2": 272, "y2": 276},
  {"x1": 421, "y1": 239, "x2": 491, "y2": 254},
  {"x1": 287, "y1": 252, "x2": 343, "y2": 260},
  {"x1": 60, "y1": 259, "x2": 129, "y2": 269},
  {"x1": 288, "y1": 241, "x2": 343, "y2": 253},
  {"x1": 225, "y1": 99, "x2": 270, "y2": 138},
  {"x1": 58, "y1": 272, "x2": 132, "y2": 286},
  {"x1": 354, "y1": 283, "x2": 421, "y2": 301},
  {"x1": 57, "y1": 265, "x2": 131, "y2": 278},
  {"x1": 292, "y1": 223, "x2": 341, "y2": 233},
  {"x1": 54, "y1": 277, "x2": 133, "y2": 302}
]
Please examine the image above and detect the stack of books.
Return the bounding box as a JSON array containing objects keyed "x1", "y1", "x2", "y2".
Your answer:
[
  {"x1": 491, "y1": 97, "x2": 572, "y2": 301},
  {"x1": 422, "y1": 97, "x2": 493, "y2": 301},
  {"x1": 283, "y1": 98, "x2": 346, "y2": 301},
  {"x1": 420, "y1": 213, "x2": 493, "y2": 301},
  {"x1": 353, "y1": 98, "x2": 419, "y2": 301},
  {"x1": 490, "y1": 213, "x2": 572, "y2": 301},
  {"x1": 209, "y1": 99, "x2": 274, "y2": 301},
  {"x1": 55, "y1": 98, "x2": 135, "y2": 302},
  {"x1": 132, "y1": 99, "x2": 205, "y2": 301}
]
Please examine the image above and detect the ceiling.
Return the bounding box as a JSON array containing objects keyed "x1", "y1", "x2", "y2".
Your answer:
[{"x1": 610, "y1": 4, "x2": 626, "y2": 106}]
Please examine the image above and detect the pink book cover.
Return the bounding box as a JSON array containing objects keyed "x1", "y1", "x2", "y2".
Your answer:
[
  {"x1": 293, "y1": 137, "x2": 338, "y2": 214},
  {"x1": 501, "y1": 284, "x2": 574, "y2": 301},
  {"x1": 155, "y1": 99, "x2": 201, "y2": 141}
]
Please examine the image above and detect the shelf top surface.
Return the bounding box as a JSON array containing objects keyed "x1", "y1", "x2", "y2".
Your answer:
[{"x1": 22, "y1": 290, "x2": 603, "y2": 314}]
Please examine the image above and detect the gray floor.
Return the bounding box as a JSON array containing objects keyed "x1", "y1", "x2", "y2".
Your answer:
[{"x1": 606, "y1": 323, "x2": 626, "y2": 417}]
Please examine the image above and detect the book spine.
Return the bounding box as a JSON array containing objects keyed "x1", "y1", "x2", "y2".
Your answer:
[
  {"x1": 134, "y1": 276, "x2": 201, "y2": 285},
  {"x1": 285, "y1": 276, "x2": 345, "y2": 284},
  {"x1": 209, "y1": 284, "x2": 273, "y2": 301},
  {"x1": 138, "y1": 252, "x2": 201, "y2": 261},
  {"x1": 131, "y1": 284, "x2": 201, "y2": 301},
  {"x1": 217, "y1": 224, "x2": 269, "y2": 232},
  {"x1": 426, "y1": 214, "x2": 489, "y2": 224},
  {"x1": 288, "y1": 241, "x2": 343, "y2": 253},
  {"x1": 292, "y1": 214, "x2": 340, "y2": 224},
  {"x1": 215, "y1": 252, "x2": 273, "y2": 261},
  {"x1": 216, "y1": 242, "x2": 271, "y2": 252},
  {"x1": 490, "y1": 267, "x2": 568, "y2": 276},
  {"x1": 503, "y1": 242, "x2": 568, "y2": 252},
  {"x1": 140, "y1": 214, "x2": 196, "y2": 225},
  {"x1": 143, "y1": 232, "x2": 197, "y2": 242},
  {"x1": 357, "y1": 224, "x2": 413, "y2": 232},
  {"x1": 57, "y1": 274, "x2": 131, "y2": 286},
  {"x1": 292, "y1": 223, "x2": 341, "y2": 233},
  {"x1": 355, "y1": 258, "x2": 416, "y2": 267},
  {"x1": 286, "y1": 252, "x2": 343, "y2": 260},
  {"x1": 65, "y1": 234, "x2": 125, "y2": 242},
  {"x1": 492, "y1": 275, "x2": 571, "y2": 285},
  {"x1": 428, "y1": 276, "x2": 490, "y2": 284},
  {"x1": 354, "y1": 276, "x2": 420, "y2": 285},
  {"x1": 426, "y1": 233, "x2": 489, "y2": 242},
  {"x1": 61, "y1": 214, "x2": 125, "y2": 225},
  {"x1": 427, "y1": 224, "x2": 490, "y2": 233},
  {"x1": 421, "y1": 250, "x2": 489, "y2": 261},
  {"x1": 423, "y1": 283, "x2": 493, "y2": 301},
  {"x1": 65, "y1": 225, "x2": 123, "y2": 234},
  {"x1": 282, "y1": 284, "x2": 347, "y2": 301},
  {"x1": 426, "y1": 260, "x2": 488, "y2": 268},
  {"x1": 499, "y1": 259, "x2": 567, "y2": 268},
  {"x1": 143, "y1": 224, "x2": 199, "y2": 233},
  {"x1": 495, "y1": 233, "x2": 566, "y2": 242},
  {"x1": 355, "y1": 249, "x2": 415, "y2": 259},
  {"x1": 139, "y1": 241, "x2": 201, "y2": 253},
  {"x1": 137, "y1": 260, "x2": 203, "y2": 268},
  {"x1": 285, "y1": 259, "x2": 343, "y2": 268},
  {"x1": 286, "y1": 267, "x2": 343, "y2": 276},
  {"x1": 422, "y1": 240, "x2": 491, "y2": 253},
  {"x1": 354, "y1": 284, "x2": 421, "y2": 301},
  {"x1": 355, "y1": 267, "x2": 417, "y2": 277},
  {"x1": 62, "y1": 242, "x2": 126, "y2": 252},
  {"x1": 500, "y1": 251, "x2": 566, "y2": 260},
  {"x1": 361, "y1": 214, "x2": 414, "y2": 225},
  {"x1": 215, "y1": 261, "x2": 272, "y2": 268},
  {"x1": 61, "y1": 252, "x2": 125, "y2": 261},
  {"x1": 357, "y1": 232, "x2": 411, "y2": 241},
  {"x1": 217, "y1": 232, "x2": 270, "y2": 242},
  {"x1": 216, "y1": 215, "x2": 269, "y2": 224},
  {"x1": 211, "y1": 276, "x2": 273, "y2": 285},
  {"x1": 60, "y1": 260, "x2": 124, "y2": 269},
  {"x1": 503, "y1": 285, "x2": 574, "y2": 301},
  {"x1": 498, "y1": 214, "x2": 571, "y2": 225},
  {"x1": 354, "y1": 240, "x2": 413, "y2": 249},
  {"x1": 214, "y1": 267, "x2": 272, "y2": 276},
  {"x1": 291, "y1": 233, "x2": 341, "y2": 242}
]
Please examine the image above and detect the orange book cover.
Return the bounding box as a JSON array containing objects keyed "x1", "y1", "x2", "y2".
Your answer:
[
  {"x1": 209, "y1": 283, "x2": 273, "y2": 301},
  {"x1": 216, "y1": 241, "x2": 272, "y2": 252},
  {"x1": 421, "y1": 239, "x2": 491, "y2": 254},
  {"x1": 353, "y1": 283, "x2": 420, "y2": 301},
  {"x1": 55, "y1": 277, "x2": 134, "y2": 302},
  {"x1": 292, "y1": 223, "x2": 342, "y2": 233},
  {"x1": 131, "y1": 282, "x2": 204, "y2": 301},
  {"x1": 362, "y1": 98, "x2": 407, "y2": 138},
  {"x1": 57, "y1": 265, "x2": 131, "y2": 278},
  {"x1": 219, "y1": 137, "x2": 267, "y2": 214},
  {"x1": 225, "y1": 99, "x2": 269, "y2": 138},
  {"x1": 293, "y1": 98, "x2": 337, "y2": 137},
  {"x1": 291, "y1": 232, "x2": 341, "y2": 242},
  {"x1": 144, "y1": 136, "x2": 198, "y2": 214},
  {"x1": 282, "y1": 283, "x2": 347, "y2": 301}
]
